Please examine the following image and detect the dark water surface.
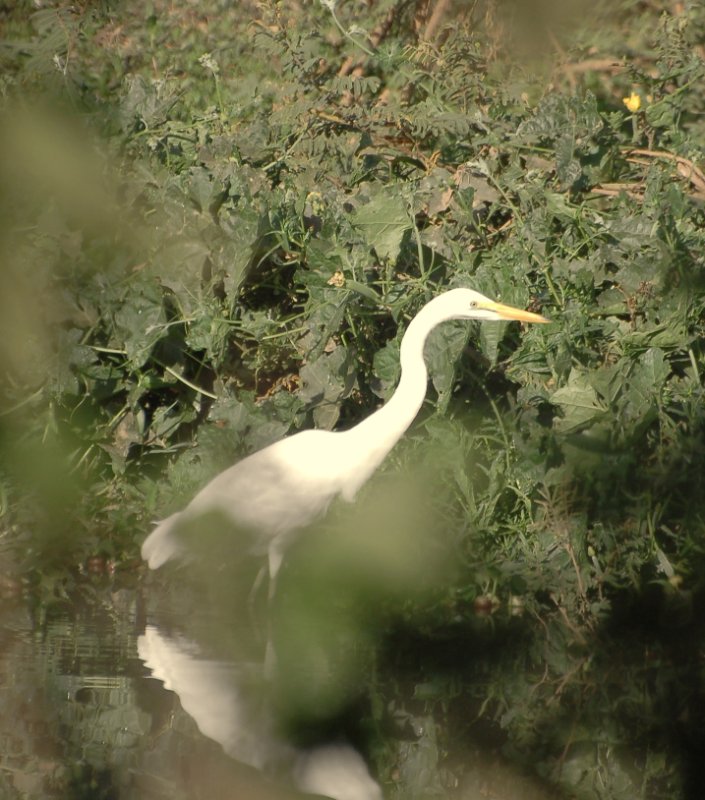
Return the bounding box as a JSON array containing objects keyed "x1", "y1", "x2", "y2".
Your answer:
[
  {"x1": 0, "y1": 577, "x2": 312, "y2": 800},
  {"x1": 0, "y1": 552, "x2": 679, "y2": 800},
  {"x1": 0, "y1": 564, "x2": 568, "y2": 800}
]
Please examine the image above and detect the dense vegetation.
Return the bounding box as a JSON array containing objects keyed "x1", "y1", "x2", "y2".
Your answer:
[{"x1": 2, "y1": 1, "x2": 705, "y2": 797}]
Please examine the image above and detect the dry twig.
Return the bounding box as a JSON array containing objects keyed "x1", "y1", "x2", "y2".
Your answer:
[{"x1": 625, "y1": 147, "x2": 705, "y2": 199}]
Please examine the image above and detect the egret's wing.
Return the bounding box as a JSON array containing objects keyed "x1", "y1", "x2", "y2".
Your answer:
[{"x1": 187, "y1": 431, "x2": 343, "y2": 538}]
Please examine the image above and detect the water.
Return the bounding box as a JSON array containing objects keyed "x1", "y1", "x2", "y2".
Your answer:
[
  {"x1": 0, "y1": 566, "x2": 386, "y2": 800},
  {"x1": 0, "y1": 541, "x2": 683, "y2": 800},
  {"x1": 0, "y1": 569, "x2": 563, "y2": 800},
  {"x1": 0, "y1": 586, "x2": 148, "y2": 798}
]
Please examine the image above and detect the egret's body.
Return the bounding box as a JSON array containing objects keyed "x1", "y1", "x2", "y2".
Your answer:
[{"x1": 141, "y1": 289, "x2": 548, "y2": 578}]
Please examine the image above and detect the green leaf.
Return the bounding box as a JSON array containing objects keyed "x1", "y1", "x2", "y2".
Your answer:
[
  {"x1": 426, "y1": 321, "x2": 469, "y2": 410},
  {"x1": 351, "y1": 190, "x2": 412, "y2": 264},
  {"x1": 479, "y1": 319, "x2": 507, "y2": 366},
  {"x1": 645, "y1": 97, "x2": 677, "y2": 128},
  {"x1": 112, "y1": 289, "x2": 166, "y2": 369},
  {"x1": 632, "y1": 347, "x2": 669, "y2": 390},
  {"x1": 299, "y1": 345, "x2": 355, "y2": 430},
  {"x1": 372, "y1": 339, "x2": 401, "y2": 400},
  {"x1": 345, "y1": 280, "x2": 381, "y2": 303},
  {"x1": 302, "y1": 290, "x2": 350, "y2": 360},
  {"x1": 623, "y1": 348, "x2": 669, "y2": 425},
  {"x1": 188, "y1": 166, "x2": 219, "y2": 212},
  {"x1": 216, "y1": 208, "x2": 266, "y2": 301},
  {"x1": 551, "y1": 370, "x2": 606, "y2": 433},
  {"x1": 48, "y1": 328, "x2": 97, "y2": 396}
]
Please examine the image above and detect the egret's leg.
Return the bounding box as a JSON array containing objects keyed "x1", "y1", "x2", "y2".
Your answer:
[
  {"x1": 249, "y1": 564, "x2": 267, "y2": 607},
  {"x1": 247, "y1": 564, "x2": 268, "y2": 632},
  {"x1": 263, "y1": 543, "x2": 285, "y2": 678},
  {"x1": 264, "y1": 636, "x2": 277, "y2": 680},
  {"x1": 267, "y1": 545, "x2": 284, "y2": 603}
]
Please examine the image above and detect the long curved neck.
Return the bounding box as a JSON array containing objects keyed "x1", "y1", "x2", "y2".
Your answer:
[{"x1": 338, "y1": 301, "x2": 451, "y2": 498}]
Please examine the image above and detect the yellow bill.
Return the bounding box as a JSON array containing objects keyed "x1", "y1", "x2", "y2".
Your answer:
[{"x1": 482, "y1": 299, "x2": 550, "y2": 324}]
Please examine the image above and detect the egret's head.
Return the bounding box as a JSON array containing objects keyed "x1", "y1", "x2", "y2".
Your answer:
[{"x1": 434, "y1": 287, "x2": 550, "y2": 324}]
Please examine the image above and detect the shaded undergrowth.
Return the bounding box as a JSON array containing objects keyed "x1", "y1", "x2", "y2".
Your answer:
[{"x1": 1, "y1": 0, "x2": 705, "y2": 797}]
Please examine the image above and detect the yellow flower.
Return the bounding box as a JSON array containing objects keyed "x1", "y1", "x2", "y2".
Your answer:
[{"x1": 622, "y1": 92, "x2": 641, "y2": 113}]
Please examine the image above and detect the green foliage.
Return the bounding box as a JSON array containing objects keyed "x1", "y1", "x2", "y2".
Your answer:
[{"x1": 2, "y1": 1, "x2": 705, "y2": 797}]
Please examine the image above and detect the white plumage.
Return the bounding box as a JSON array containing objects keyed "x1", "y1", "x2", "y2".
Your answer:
[
  {"x1": 138, "y1": 624, "x2": 383, "y2": 800},
  {"x1": 141, "y1": 288, "x2": 548, "y2": 579}
]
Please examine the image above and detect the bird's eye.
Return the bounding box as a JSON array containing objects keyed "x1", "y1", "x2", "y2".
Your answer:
[{"x1": 468, "y1": 301, "x2": 477, "y2": 309}]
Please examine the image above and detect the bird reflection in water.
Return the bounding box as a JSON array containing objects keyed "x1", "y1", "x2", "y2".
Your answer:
[{"x1": 138, "y1": 624, "x2": 383, "y2": 800}]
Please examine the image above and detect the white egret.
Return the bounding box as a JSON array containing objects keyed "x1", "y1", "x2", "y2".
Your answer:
[{"x1": 141, "y1": 288, "x2": 548, "y2": 581}]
